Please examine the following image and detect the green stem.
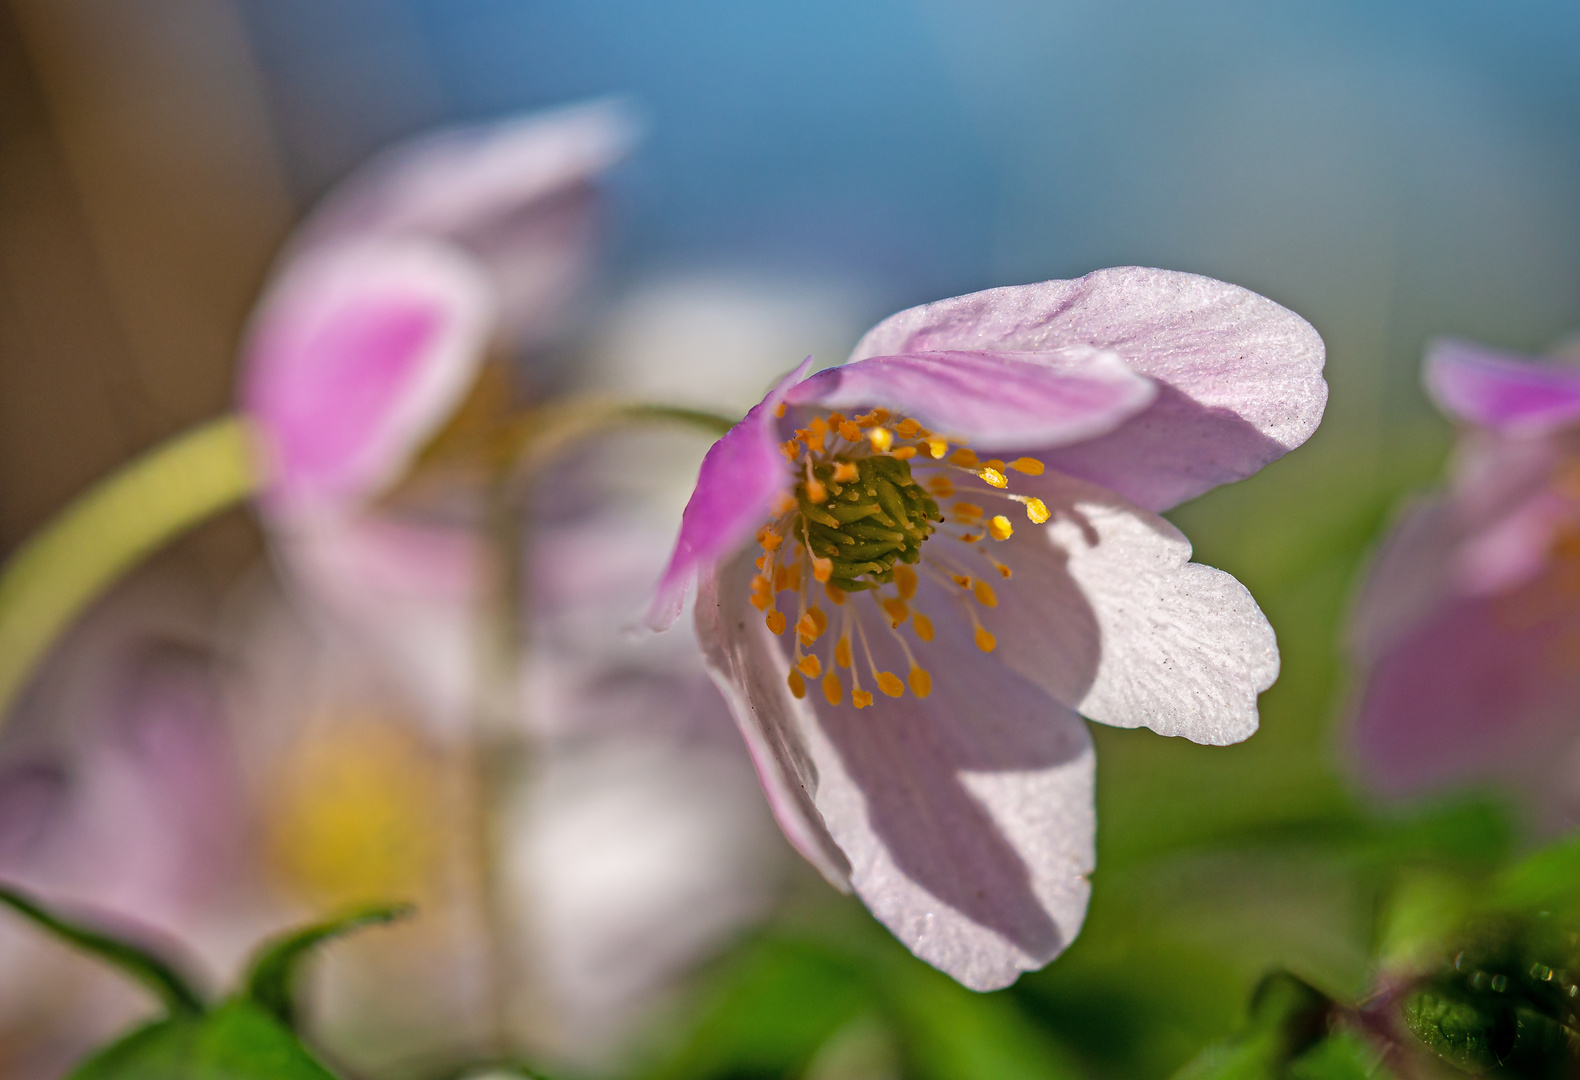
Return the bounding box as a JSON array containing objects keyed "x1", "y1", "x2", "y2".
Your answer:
[{"x1": 0, "y1": 416, "x2": 258, "y2": 722}]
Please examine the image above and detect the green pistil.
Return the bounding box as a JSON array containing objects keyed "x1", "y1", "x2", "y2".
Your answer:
[{"x1": 796, "y1": 455, "x2": 941, "y2": 592}]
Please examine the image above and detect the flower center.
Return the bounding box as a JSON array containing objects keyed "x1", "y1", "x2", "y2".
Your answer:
[
  {"x1": 798, "y1": 454, "x2": 940, "y2": 594},
  {"x1": 748, "y1": 407, "x2": 1052, "y2": 710}
]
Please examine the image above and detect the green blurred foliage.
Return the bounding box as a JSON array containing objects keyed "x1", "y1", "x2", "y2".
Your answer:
[{"x1": 0, "y1": 886, "x2": 410, "y2": 1079}]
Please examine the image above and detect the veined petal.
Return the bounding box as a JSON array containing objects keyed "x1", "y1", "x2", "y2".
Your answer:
[
  {"x1": 240, "y1": 239, "x2": 496, "y2": 519},
  {"x1": 646, "y1": 358, "x2": 813, "y2": 630},
  {"x1": 992, "y1": 473, "x2": 1276, "y2": 745},
  {"x1": 785, "y1": 346, "x2": 1155, "y2": 450},
  {"x1": 695, "y1": 551, "x2": 850, "y2": 887},
  {"x1": 1426, "y1": 339, "x2": 1580, "y2": 434},
  {"x1": 804, "y1": 573, "x2": 1093, "y2": 990},
  {"x1": 298, "y1": 98, "x2": 637, "y2": 245},
  {"x1": 849, "y1": 267, "x2": 1326, "y2": 511},
  {"x1": 701, "y1": 552, "x2": 1094, "y2": 989}
]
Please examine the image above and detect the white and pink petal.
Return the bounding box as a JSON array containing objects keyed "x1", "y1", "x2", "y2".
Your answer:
[
  {"x1": 849, "y1": 267, "x2": 1327, "y2": 511},
  {"x1": 990, "y1": 473, "x2": 1276, "y2": 745}
]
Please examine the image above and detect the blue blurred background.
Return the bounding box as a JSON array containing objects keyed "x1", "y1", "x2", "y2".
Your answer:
[{"x1": 6, "y1": 0, "x2": 1579, "y2": 551}]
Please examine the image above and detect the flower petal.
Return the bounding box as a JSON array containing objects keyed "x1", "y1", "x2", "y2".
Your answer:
[
  {"x1": 695, "y1": 551, "x2": 851, "y2": 887},
  {"x1": 991, "y1": 472, "x2": 1276, "y2": 745},
  {"x1": 701, "y1": 551, "x2": 1094, "y2": 990},
  {"x1": 1425, "y1": 339, "x2": 1580, "y2": 434},
  {"x1": 786, "y1": 347, "x2": 1155, "y2": 450},
  {"x1": 1351, "y1": 588, "x2": 1580, "y2": 810},
  {"x1": 241, "y1": 239, "x2": 496, "y2": 519},
  {"x1": 646, "y1": 358, "x2": 813, "y2": 631},
  {"x1": 298, "y1": 98, "x2": 637, "y2": 245},
  {"x1": 849, "y1": 267, "x2": 1326, "y2": 511}
]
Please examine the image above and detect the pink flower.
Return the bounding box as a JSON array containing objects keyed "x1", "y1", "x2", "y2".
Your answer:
[
  {"x1": 651, "y1": 266, "x2": 1327, "y2": 989},
  {"x1": 1350, "y1": 337, "x2": 1580, "y2": 822},
  {"x1": 240, "y1": 100, "x2": 634, "y2": 524},
  {"x1": 236, "y1": 102, "x2": 632, "y2": 724}
]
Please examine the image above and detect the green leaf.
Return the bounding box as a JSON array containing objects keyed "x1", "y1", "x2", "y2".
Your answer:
[
  {"x1": 880, "y1": 962, "x2": 1085, "y2": 1080},
  {"x1": 643, "y1": 935, "x2": 874, "y2": 1080},
  {"x1": 0, "y1": 884, "x2": 204, "y2": 1016},
  {"x1": 1170, "y1": 971, "x2": 1334, "y2": 1080},
  {"x1": 243, "y1": 902, "x2": 413, "y2": 1030},
  {"x1": 0, "y1": 415, "x2": 257, "y2": 722},
  {"x1": 67, "y1": 999, "x2": 340, "y2": 1080},
  {"x1": 1286, "y1": 1030, "x2": 1392, "y2": 1080}
]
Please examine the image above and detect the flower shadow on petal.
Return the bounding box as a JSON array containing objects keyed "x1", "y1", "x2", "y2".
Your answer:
[
  {"x1": 1040, "y1": 382, "x2": 1295, "y2": 512},
  {"x1": 810, "y1": 591, "x2": 1094, "y2": 963}
]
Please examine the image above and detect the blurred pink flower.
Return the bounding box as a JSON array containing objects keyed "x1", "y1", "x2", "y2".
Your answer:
[
  {"x1": 240, "y1": 99, "x2": 634, "y2": 524},
  {"x1": 652, "y1": 266, "x2": 1328, "y2": 990},
  {"x1": 1350, "y1": 337, "x2": 1580, "y2": 822},
  {"x1": 0, "y1": 575, "x2": 256, "y2": 1074},
  {"x1": 236, "y1": 101, "x2": 633, "y2": 726}
]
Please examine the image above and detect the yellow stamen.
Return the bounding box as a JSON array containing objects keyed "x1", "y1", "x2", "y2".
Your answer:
[
  {"x1": 985, "y1": 458, "x2": 1006, "y2": 472},
  {"x1": 757, "y1": 525, "x2": 783, "y2": 551},
  {"x1": 788, "y1": 669, "x2": 807, "y2": 698},
  {"x1": 832, "y1": 461, "x2": 859, "y2": 482},
  {"x1": 876, "y1": 672, "x2": 905, "y2": 697},
  {"x1": 838, "y1": 420, "x2": 862, "y2": 442},
  {"x1": 952, "y1": 501, "x2": 984, "y2": 521},
  {"x1": 797, "y1": 655, "x2": 822, "y2": 678},
  {"x1": 987, "y1": 556, "x2": 1012, "y2": 579},
  {"x1": 805, "y1": 476, "x2": 828, "y2": 503},
  {"x1": 1010, "y1": 457, "x2": 1045, "y2": 475},
  {"x1": 756, "y1": 555, "x2": 767, "y2": 570},
  {"x1": 881, "y1": 597, "x2": 909, "y2": 627},
  {"x1": 822, "y1": 671, "x2": 844, "y2": 705},
  {"x1": 749, "y1": 577, "x2": 773, "y2": 610},
  {"x1": 912, "y1": 613, "x2": 935, "y2": 642},
  {"x1": 853, "y1": 690, "x2": 874, "y2": 709},
  {"x1": 896, "y1": 418, "x2": 922, "y2": 439},
  {"x1": 766, "y1": 611, "x2": 787, "y2": 635},
  {"x1": 797, "y1": 609, "x2": 828, "y2": 646},
  {"x1": 1017, "y1": 496, "x2": 1050, "y2": 524},
  {"x1": 926, "y1": 436, "x2": 949, "y2": 459},
  {"x1": 908, "y1": 667, "x2": 933, "y2": 698},
  {"x1": 926, "y1": 475, "x2": 954, "y2": 496},
  {"x1": 772, "y1": 490, "x2": 797, "y2": 515},
  {"x1": 891, "y1": 446, "x2": 917, "y2": 460},
  {"x1": 975, "y1": 627, "x2": 997, "y2": 653},
  {"x1": 869, "y1": 427, "x2": 894, "y2": 452},
  {"x1": 973, "y1": 580, "x2": 998, "y2": 608},
  {"x1": 804, "y1": 416, "x2": 828, "y2": 453},
  {"x1": 825, "y1": 583, "x2": 847, "y2": 605},
  {"x1": 950, "y1": 447, "x2": 980, "y2": 467},
  {"x1": 988, "y1": 515, "x2": 1013, "y2": 541},
  {"x1": 774, "y1": 402, "x2": 787, "y2": 418},
  {"x1": 812, "y1": 555, "x2": 833, "y2": 583},
  {"x1": 980, "y1": 467, "x2": 1008, "y2": 489},
  {"x1": 835, "y1": 636, "x2": 853, "y2": 668},
  {"x1": 893, "y1": 564, "x2": 918, "y2": 600},
  {"x1": 781, "y1": 439, "x2": 802, "y2": 460},
  {"x1": 952, "y1": 574, "x2": 972, "y2": 589}
]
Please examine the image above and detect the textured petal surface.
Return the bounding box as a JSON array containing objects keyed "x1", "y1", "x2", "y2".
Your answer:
[
  {"x1": 849, "y1": 267, "x2": 1326, "y2": 510},
  {"x1": 785, "y1": 347, "x2": 1155, "y2": 450},
  {"x1": 992, "y1": 473, "x2": 1276, "y2": 744},
  {"x1": 701, "y1": 552, "x2": 1094, "y2": 990},
  {"x1": 647, "y1": 359, "x2": 812, "y2": 630},
  {"x1": 697, "y1": 551, "x2": 851, "y2": 886},
  {"x1": 1426, "y1": 339, "x2": 1580, "y2": 434},
  {"x1": 241, "y1": 240, "x2": 495, "y2": 518}
]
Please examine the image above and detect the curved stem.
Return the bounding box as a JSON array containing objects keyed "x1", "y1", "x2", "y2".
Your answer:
[{"x1": 0, "y1": 416, "x2": 258, "y2": 723}]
